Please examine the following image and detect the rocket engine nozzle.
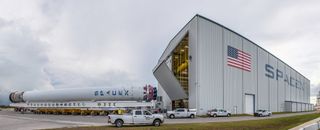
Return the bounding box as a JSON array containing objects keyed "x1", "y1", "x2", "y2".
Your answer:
[
  {"x1": 143, "y1": 85, "x2": 157, "y2": 102},
  {"x1": 9, "y1": 91, "x2": 25, "y2": 103}
]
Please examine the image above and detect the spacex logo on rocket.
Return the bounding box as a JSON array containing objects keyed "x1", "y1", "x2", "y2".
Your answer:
[
  {"x1": 92, "y1": 85, "x2": 157, "y2": 101},
  {"x1": 94, "y1": 89, "x2": 129, "y2": 96}
]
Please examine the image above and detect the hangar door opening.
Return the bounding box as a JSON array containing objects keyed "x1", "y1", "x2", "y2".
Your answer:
[
  {"x1": 245, "y1": 94, "x2": 255, "y2": 114},
  {"x1": 171, "y1": 33, "x2": 189, "y2": 109}
]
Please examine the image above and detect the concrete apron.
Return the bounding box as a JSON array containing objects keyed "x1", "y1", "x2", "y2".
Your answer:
[{"x1": 289, "y1": 117, "x2": 320, "y2": 130}]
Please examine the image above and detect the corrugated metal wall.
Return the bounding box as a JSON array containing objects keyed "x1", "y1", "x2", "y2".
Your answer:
[
  {"x1": 195, "y1": 16, "x2": 310, "y2": 114},
  {"x1": 223, "y1": 29, "x2": 243, "y2": 114},
  {"x1": 243, "y1": 39, "x2": 258, "y2": 111},
  {"x1": 188, "y1": 17, "x2": 199, "y2": 110},
  {"x1": 297, "y1": 76, "x2": 300, "y2": 103},
  {"x1": 304, "y1": 79, "x2": 308, "y2": 103},
  {"x1": 197, "y1": 18, "x2": 224, "y2": 112},
  {"x1": 285, "y1": 66, "x2": 291, "y2": 101},
  {"x1": 155, "y1": 15, "x2": 311, "y2": 115},
  {"x1": 257, "y1": 48, "x2": 269, "y2": 110},
  {"x1": 277, "y1": 61, "x2": 285, "y2": 112},
  {"x1": 269, "y1": 55, "x2": 278, "y2": 112},
  {"x1": 305, "y1": 80, "x2": 308, "y2": 102}
]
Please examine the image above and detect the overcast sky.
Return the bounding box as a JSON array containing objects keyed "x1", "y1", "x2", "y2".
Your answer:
[{"x1": 0, "y1": 0, "x2": 319, "y2": 104}]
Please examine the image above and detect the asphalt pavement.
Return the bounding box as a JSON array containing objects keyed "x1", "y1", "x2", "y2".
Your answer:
[{"x1": 0, "y1": 108, "x2": 315, "y2": 130}]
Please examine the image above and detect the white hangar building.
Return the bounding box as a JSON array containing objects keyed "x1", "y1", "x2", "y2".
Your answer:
[{"x1": 153, "y1": 15, "x2": 313, "y2": 115}]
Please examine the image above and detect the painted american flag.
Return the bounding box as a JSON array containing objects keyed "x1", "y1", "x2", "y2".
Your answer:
[{"x1": 227, "y1": 45, "x2": 251, "y2": 72}]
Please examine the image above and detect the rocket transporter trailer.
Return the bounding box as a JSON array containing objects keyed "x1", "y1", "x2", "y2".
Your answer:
[{"x1": 9, "y1": 85, "x2": 157, "y2": 115}]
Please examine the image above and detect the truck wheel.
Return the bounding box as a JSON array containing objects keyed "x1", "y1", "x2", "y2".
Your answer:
[
  {"x1": 213, "y1": 114, "x2": 217, "y2": 117},
  {"x1": 153, "y1": 119, "x2": 161, "y2": 127},
  {"x1": 190, "y1": 114, "x2": 195, "y2": 118},
  {"x1": 169, "y1": 114, "x2": 175, "y2": 119},
  {"x1": 227, "y1": 114, "x2": 231, "y2": 117},
  {"x1": 115, "y1": 120, "x2": 123, "y2": 127}
]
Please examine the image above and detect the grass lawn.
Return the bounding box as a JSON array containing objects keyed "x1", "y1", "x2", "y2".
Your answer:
[
  {"x1": 272, "y1": 112, "x2": 293, "y2": 114},
  {"x1": 50, "y1": 113, "x2": 320, "y2": 130},
  {"x1": 0, "y1": 106, "x2": 13, "y2": 108}
]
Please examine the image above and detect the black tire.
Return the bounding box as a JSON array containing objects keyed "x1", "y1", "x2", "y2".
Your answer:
[
  {"x1": 259, "y1": 114, "x2": 262, "y2": 117},
  {"x1": 213, "y1": 114, "x2": 217, "y2": 117},
  {"x1": 268, "y1": 113, "x2": 271, "y2": 116},
  {"x1": 153, "y1": 119, "x2": 161, "y2": 127},
  {"x1": 169, "y1": 114, "x2": 175, "y2": 119},
  {"x1": 115, "y1": 119, "x2": 123, "y2": 127},
  {"x1": 227, "y1": 114, "x2": 231, "y2": 117},
  {"x1": 190, "y1": 114, "x2": 195, "y2": 118}
]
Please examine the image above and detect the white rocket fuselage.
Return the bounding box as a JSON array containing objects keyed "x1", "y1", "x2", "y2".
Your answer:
[{"x1": 9, "y1": 86, "x2": 155, "y2": 103}]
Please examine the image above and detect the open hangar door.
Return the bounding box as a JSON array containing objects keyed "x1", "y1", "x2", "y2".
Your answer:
[{"x1": 245, "y1": 94, "x2": 255, "y2": 114}]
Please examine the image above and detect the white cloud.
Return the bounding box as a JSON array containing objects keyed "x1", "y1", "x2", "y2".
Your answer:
[
  {"x1": 0, "y1": 18, "x2": 53, "y2": 92},
  {"x1": 0, "y1": 0, "x2": 320, "y2": 105},
  {"x1": 311, "y1": 84, "x2": 320, "y2": 96}
]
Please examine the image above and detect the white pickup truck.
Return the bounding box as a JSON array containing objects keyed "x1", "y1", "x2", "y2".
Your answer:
[
  {"x1": 166, "y1": 108, "x2": 196, "y2": 118},
  {"x1": 254, "y1": 110, "x2": 272, "y2": 117},
  {"x1": 107, "y1": 109, "x2": 164, "y2": 127}
]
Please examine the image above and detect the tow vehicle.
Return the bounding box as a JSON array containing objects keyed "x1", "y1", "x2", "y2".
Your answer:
[{"x1": 108, "y1": 109, "x2": 164, "y2": 127}]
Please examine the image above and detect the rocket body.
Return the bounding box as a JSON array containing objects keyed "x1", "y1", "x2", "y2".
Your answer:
[{"x1": 9, "y1": 86, "x2": 155, "y2": 103}]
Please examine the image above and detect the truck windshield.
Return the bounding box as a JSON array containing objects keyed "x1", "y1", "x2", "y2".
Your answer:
[
  {"x1": 144, "y1": 111, "x2": 152, "y2": 115},
  {"x1": 176, "y1": 109, "x2": 184, "y2": 112},
  {"x1": 127, "y1": 110, "x2": 133, "y2": 115}
]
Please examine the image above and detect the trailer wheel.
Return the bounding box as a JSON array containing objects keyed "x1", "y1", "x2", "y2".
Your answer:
[
  {"x1": 81, "y1": 111, "x2": 88, "y2": 116},
  {"x1": 115, "y1": 119, "x2": 123, "y2": 127},
  {"x1": 90, "y1": 111, "x2": 96, "y2": 116},
  {"x1": 153, "y1": 119, "x2": 161, "y2": 127},
  {"x1": 72, "y1": 111, "x2": 76, "y2": 115}
]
